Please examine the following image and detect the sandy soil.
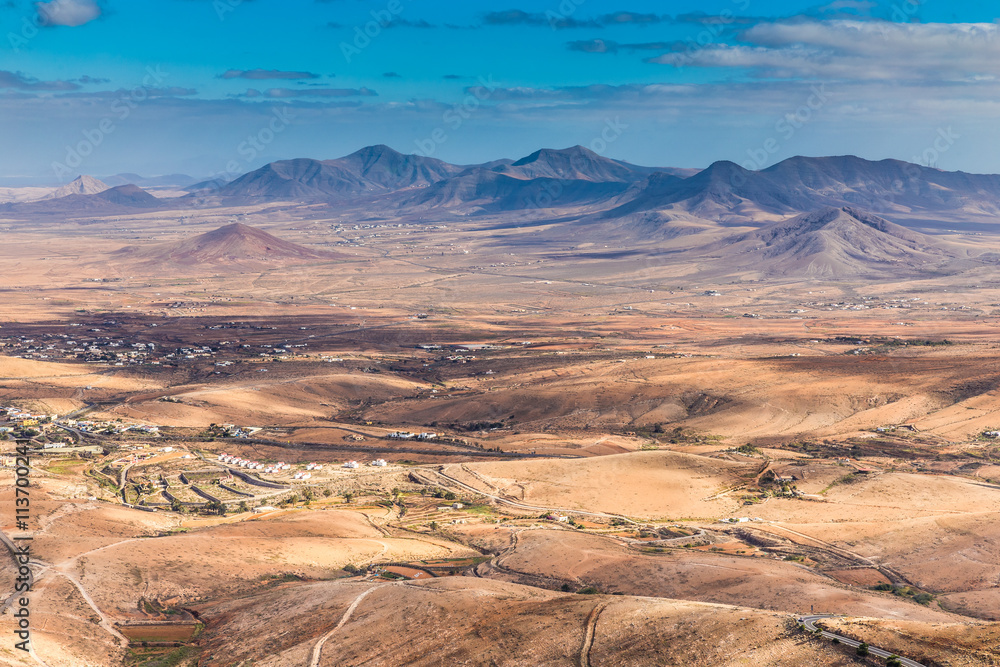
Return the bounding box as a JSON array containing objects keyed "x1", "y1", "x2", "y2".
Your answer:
[
  {"x1": 196, "y1": 577, "x2": 861, "y2": 667},
  {"x1": 460, "y1": 450, "x2": 753, "y2": 519}
]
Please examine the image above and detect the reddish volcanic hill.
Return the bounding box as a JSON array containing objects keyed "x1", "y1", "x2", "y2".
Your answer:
[{"x1": 112, "y1": 223, "x2": 340, "y2": 270}]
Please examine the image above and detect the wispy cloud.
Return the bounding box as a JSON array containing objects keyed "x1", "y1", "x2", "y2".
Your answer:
[
  {"x1": 387, "y1": 18, "x2": 434, "y2": 28},
  {"x1": 482, "y1": 9, "x2": 599, "y2": 28},
  {"x1": 221, "y1": 69, "x2": 321, "y2": 80},
  {"x1": 601, "y1": 11, "x2": 666, "y2": 25},
  {"x1": 34, "y1": 0, "x2": 101, "y2": 27},
  {"x1": 74, "y1": 75, "x2": 110, "y2": 84},
  {"x1": 483, "y1": 9, "x2": 674, "y2": 28},
  {"x1": 0, "y1": 70, "x2": 80, "y2": 91},
  {"x1": 647, "y1": 21, "x2": 1000, "y2": 82},
  {"x1": 55, "y1": 86, "x2": 198, "y2": 98},
  {"x1": 483, "y1": 9, "x2": 673, "y2": 28},
  {"x1": 567, "y1": 39, "x2": 674, "y2": 54},
  {"x1": 239, "y1": 87, "x2": 377, "y2": 98}
]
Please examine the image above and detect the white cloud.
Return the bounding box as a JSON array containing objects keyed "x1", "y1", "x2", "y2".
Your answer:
[
  {"x1": 35, "y1": 0, "x2": 102, "y2": 27},
  {"x1": 650, "y1": 21, "x2": 1000, "y2": 82}
]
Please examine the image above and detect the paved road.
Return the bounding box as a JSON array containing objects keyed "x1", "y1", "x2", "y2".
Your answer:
[{"x1": 800, "y1": 615, "x2": 925, "y2": 667}]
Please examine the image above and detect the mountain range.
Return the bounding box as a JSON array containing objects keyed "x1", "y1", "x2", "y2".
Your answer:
[
  {"x1": 11, "y1": 144, "x2": 1000, "y2": 281},
  {"x1": 214, "y1": 145, "x2": 465, "y2": 202},
  {"x1": 16, "y1": 146, "x2": 1000, "y2": 229}
]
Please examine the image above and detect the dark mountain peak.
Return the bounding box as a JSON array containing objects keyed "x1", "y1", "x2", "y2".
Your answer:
[
  {"x1": 511, "y1": 145, "x2": 598, "y2": 167},
  {"x1": 217, "y1": 145, "x2": 461, "y2": 201},
  {"x1": 496, "y1": 146, "x2": 653, "y2": 184},
  {"x1": 697, "y1": 160, "x2": 750, "y2": 180},
  {"x1": 346, "y1": 143, "x2": 402, "y2": 159},
  {"x1": 95, "y1": 184, "x2": 161, "y2": 208}
]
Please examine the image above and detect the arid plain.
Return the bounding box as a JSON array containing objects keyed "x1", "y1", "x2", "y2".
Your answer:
[{"x1": 2, "y1": 168, "x2": 1000, "y2": 667}]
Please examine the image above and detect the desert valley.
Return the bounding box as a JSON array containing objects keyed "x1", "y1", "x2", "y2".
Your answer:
[{"x1": 0, "y1": 143, "x2": 997, "y2": 666}]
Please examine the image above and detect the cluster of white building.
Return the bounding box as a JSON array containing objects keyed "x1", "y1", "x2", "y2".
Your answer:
[
  {"x1": 218, "y1": 453, "x2": 291, "y2": 474},
  {"x1": 285, "y1": 462, "x2": 328, "y2": 478},
  {"x1": 386, "y1": 431, "x2": 438, "y2": 440},
  {"x1": 217, "y1": 454, "x2": 392, "y2": 476},
  {"x1": 217, "y1": 424, "x2": 262, "y2": 439},
  {"x1": 66, "y1": 419, "x2": 159, "y2": 435},
  {"x1": 2, "y1": 407, "x2": 54, "y2": 423}
]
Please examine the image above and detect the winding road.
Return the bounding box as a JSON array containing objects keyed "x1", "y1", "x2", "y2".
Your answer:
[
  {"x1": 309, "y1": 584, "x2": 386, "y2": 667},
  {"x1": 800, "y1": 615, "x2": 925, "y2": 667}
]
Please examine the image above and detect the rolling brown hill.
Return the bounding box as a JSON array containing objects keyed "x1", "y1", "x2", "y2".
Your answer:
[
  {"x1": 691, "y1": 206, "x2": 964, "y2": 279},
  {"x1": 111, "y1": 222, "x2": 341, "y2": 270}
]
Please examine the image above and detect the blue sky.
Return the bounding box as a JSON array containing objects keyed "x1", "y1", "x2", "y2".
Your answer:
[{"x1": 2, "y1": 0, "x2": 1000, "y2": 182}]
